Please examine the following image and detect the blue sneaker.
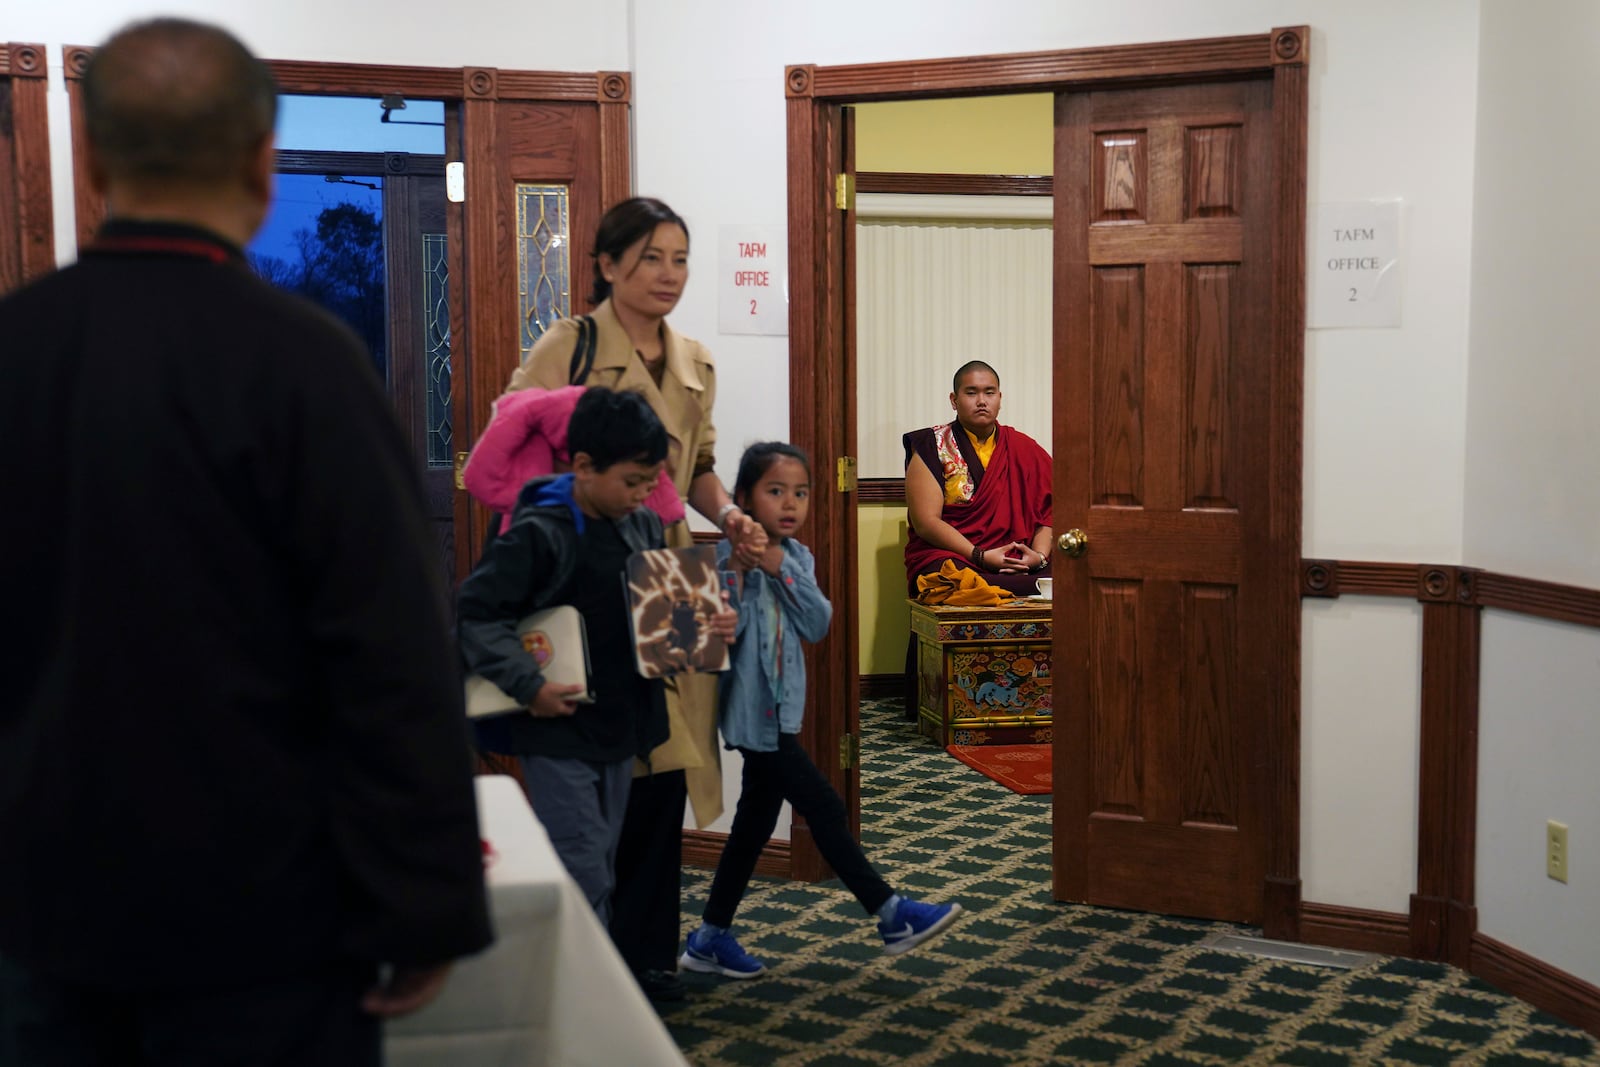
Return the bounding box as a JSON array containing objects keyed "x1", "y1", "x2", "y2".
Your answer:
[
  {"x1": 878, "y1": 898, "x2": 963, "y2": 956},
  {"x1": 679, "y1": 927, "x2": 766, "y2": 979}
]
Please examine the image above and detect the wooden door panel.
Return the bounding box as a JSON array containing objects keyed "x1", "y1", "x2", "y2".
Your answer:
[
  {"x1": 502, "y1": 104, "x2": 580, "y2": 177},
  {"x1": 1057, "y1": 75, "x2": 1271, "y2": 923}
]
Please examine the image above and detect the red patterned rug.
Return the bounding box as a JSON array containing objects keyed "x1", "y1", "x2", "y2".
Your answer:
[{"x1": 945, "y1": 744, "x2": 1052, "y2": 795}]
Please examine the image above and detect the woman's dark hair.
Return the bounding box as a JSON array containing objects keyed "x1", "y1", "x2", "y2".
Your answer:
[
  {"x1": 589, "y1": 197, "x2": 690, "y2": 304},
  {"x1": 733, "y1": 442, "x2": 811, "y2": 503},
  {"x1": 567, "y1": 388, "x2": 668, "y2": 471}
]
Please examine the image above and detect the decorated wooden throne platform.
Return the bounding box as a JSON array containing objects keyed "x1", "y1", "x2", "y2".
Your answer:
[{"x1": 908, "y1": 598, "x2": 1053, "y2": 747}]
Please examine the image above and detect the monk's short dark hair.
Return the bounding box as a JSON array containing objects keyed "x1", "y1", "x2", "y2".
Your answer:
[
  {"x1": 952, "y1": 360, "x2": 1001, "y2": 392},
  {"x1": 84, "y1": 18, "x2": 278, "y2": 183}
]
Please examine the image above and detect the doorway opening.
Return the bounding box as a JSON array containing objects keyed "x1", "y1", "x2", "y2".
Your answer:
[
  {"x1": 250, "y1": 93, "x2": 456, "y2": 585},
  {"x1": 782, "y1": 30, "x2": 1309, "y2": 935}
]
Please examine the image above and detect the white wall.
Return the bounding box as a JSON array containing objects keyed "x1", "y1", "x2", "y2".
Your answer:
[
  {"x1": 1466, "y1": 0, "x2": 1600, "y2": 986},
  {"x1": 632, "y1": 2, "x2": 1478, "y2": 881},
  {"x1": 1476, "y1": 612, "x2": 1600, "y2": 986},
  {"x1": 1301, "y1": 598, "x2": 1422, "y2": 914},
  {"x1": 1463, "y1": 1, "x2": 1600, "y2": 590}
]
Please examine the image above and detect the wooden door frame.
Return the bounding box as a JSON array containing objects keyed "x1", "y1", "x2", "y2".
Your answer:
[
  {"x1": 61, "y1": 51, "x2": 631, "y2": 581},
  {"x1": 0, "y1": 43, "x2": 55, "y2": 292},
  {"x1": 784, "y1": 28, "x2": 1308, "y2": 937}
]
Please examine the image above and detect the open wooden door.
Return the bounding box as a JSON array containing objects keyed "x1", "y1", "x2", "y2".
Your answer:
[
  {"x1": 785, "y1": 85, "x2": 859, "y2": 880},
  {"x1": 1051, "y1": 76, "x2": 1289, "y2": 924}
]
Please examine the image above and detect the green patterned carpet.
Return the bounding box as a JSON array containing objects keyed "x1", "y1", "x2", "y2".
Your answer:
[{"x1": 661, "y1": 699, "x2": 1599, "y2": 1066}]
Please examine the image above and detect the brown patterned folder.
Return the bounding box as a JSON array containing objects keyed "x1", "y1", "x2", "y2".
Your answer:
[{"x1": 624, "y1": 546, "x2": 730, "y2": 678}]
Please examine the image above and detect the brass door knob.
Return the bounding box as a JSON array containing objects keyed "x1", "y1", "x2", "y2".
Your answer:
[{"x1": 1058, "y1": 528, "x2": 1088, "y2": 558}]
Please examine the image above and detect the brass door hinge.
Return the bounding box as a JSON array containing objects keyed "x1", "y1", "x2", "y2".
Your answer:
[
  {"x1": 836, "y1": 455, "x2": 857, "y2": 493},
  {"x1": 454, "y1": 451, "x2": 470, "y2": 490},
  {"x1": 834, "y1": 172, "x2": 854, "y2": 211},
  {"x1": 839, "y1": 733, "x2": 860, "y2": 770}
]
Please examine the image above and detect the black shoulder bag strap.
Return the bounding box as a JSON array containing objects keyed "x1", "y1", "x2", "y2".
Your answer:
[{"x1": 567, "y1": 315, "x2": 597, "y2": 385}]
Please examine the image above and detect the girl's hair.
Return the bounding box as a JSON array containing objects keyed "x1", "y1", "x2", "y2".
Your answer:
[
  {"x1": 589, "y1": 197, "x2": 690, "y2": 304},
  {"x1": 733, "y1": 441, "x2": 811, "y2": 502}
]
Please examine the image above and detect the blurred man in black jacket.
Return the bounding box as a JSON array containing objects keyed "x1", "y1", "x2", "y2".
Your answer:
[{"x1": 0, "y1": 18, "x2": 491, "y2": 1066}]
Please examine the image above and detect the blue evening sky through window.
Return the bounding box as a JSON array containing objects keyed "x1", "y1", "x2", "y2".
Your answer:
[{"x1": 249, "y1": 95, "x2": 445, "y2": 264}]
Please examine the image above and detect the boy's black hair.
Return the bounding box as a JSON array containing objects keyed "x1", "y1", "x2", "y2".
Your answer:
[
  {"x1": 568, "y1": 387, "x2": 668, "y2": 471},
  {"x1": 952, "y1": 360, "x2": 1000, "y2": 393},
  {"x1": 733, "y1": 441, "x2": 811, "y2": 502}
]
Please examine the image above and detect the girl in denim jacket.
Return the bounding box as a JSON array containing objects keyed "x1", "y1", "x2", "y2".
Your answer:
[{"x1": 679, "y1": 442, "x2": 963, "y2": 979}]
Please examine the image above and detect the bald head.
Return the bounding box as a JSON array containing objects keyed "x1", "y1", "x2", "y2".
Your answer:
[{"x1": 85, "y1": 18, "x2": 277, "y2": 186}]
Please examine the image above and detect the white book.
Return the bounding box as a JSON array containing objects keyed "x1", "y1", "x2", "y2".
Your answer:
[{"x1": 464, "y1": 604, "x2": 594, "y2": 718}]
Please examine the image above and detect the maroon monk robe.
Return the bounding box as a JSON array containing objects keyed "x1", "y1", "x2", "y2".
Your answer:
[{"x1": 902, "y1": 421, "x2": 1053, "y2": 595}]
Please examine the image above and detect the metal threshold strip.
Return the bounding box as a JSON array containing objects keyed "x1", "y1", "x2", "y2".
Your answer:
[{"x1": 1199, "y1": 932, "x2": 1380, "y2": 970}]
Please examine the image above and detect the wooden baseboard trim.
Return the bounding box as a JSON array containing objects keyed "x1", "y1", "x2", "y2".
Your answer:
[
  {"x1": 860, "y1": 673, "x2": 905, "y2": 700},
  {"x1": 1299, "y1": 901, "x2": 1412, "y2": 957},
  {"x1": 682, "y1": 828, "x2": 789, "y2": 879},
  {"x1": 1472, "y1": 932, "x2": 1600, "y2": 1038}
]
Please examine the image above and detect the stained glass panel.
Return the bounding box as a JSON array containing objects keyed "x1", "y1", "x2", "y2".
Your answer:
[
  {"x1": 517, "y1": 184, "x2": 571, "y2": 361},
  {"x1": 422, "y1": 232, "x2": 452, "y2": 467}
]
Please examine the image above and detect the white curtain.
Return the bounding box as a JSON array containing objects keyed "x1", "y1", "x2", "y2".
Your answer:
[{"x1": 855, "y1": 194, "x2": 1053, "y2": 480}]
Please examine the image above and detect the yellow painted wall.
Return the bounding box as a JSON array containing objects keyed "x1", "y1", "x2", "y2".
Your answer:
[
  {"x1": 854, "y1": 94, "x2": 1053, "y2": 175},
  {"x1": 858, "y1": 504, "x2": 911, "y2": 676}
]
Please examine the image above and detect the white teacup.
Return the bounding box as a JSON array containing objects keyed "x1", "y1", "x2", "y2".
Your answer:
[{"x1": 1035, "y1": 577, "x2": 1053, "y2": 600}]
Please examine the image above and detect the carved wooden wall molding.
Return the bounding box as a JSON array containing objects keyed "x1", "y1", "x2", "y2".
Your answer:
[
  {"x1": 0, "y1": 43, "x2": 55, "y2": 290},
  {"x1": 273, "y1": 149, "x2": 446, "y2": 176},
  {"x1": 1477, "y1": 570, "x2": 1600, "y2": 628},
  {"x1": 1295, "y1": 556, "x2": 1599, "y2": 1034},
  {"x1": 856, "y1": 172, "x2": 1051, "y2": 197},
  {"x1": 1473, "y1": 933, "x2": 1600, "y2": 1037}
]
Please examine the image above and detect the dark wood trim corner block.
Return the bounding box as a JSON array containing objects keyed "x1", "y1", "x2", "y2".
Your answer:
[
  {"x1": 1301, "y1": 558, "x2": 1338, "y2": 598},
  {"x1": 2, "y1": 43, "x2": 48, "y2": 77},
  {"x1": 1270, "y1": 26, "x2": 1310, "y2": 66},
  {"x1": 1472, "y1": 933, "x2": 1600, "y2": 1038},
  {"x1": 1418, "y1": 564, "x2": 1479, "y2": 605},
  {"x1": 464, "y1": 67, "x2": 498, "y2": 100},
  {"x1": 785, "y1": 65, "x2": 814, "y2": 98},
  {"x1": 597, "y1": 71, "x2": 630, "y2": 103},
  {"x1": 63, "y1": 45, "x2": 93, "y2": 80}
]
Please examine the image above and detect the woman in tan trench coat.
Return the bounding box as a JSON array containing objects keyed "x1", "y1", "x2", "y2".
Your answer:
[{"x1": 504, "y1": 197, "x2": 764, "y2": 1001}]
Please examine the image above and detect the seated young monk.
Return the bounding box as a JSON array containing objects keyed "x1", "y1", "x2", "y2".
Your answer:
[{"x1": 903, "y1": 360, "x2": 1053, "y2": 598}]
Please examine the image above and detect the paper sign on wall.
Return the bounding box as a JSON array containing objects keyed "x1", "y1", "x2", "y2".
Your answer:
[
  {"x1": 1309, "y1": 201, "x2": 1402, "y2": 329},
  {"x1": 718, "y1": 225, "x2": 788, "y2": 336}
]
